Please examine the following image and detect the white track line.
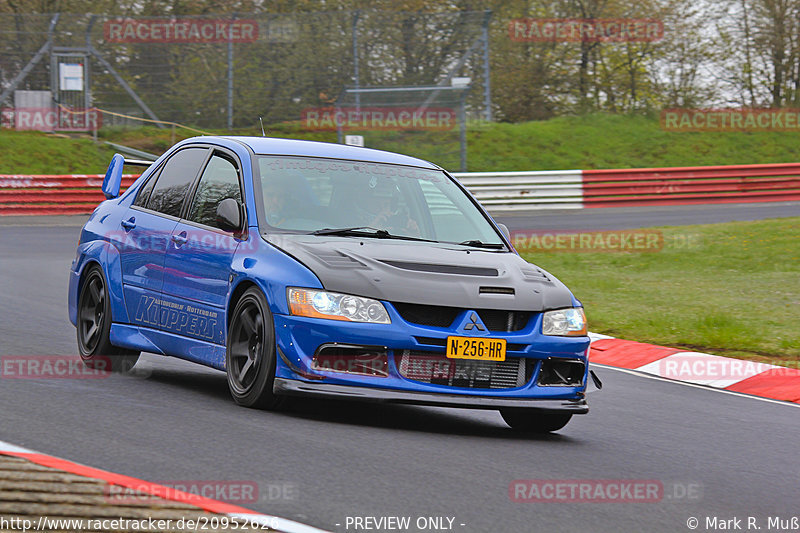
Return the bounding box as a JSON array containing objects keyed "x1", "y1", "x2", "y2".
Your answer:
[
  {"x1": 591, "y1": 363, "x2": 800, "y2": 409},
  {"x1": 0, "y1": 440, "x2": 33, "y2": 453}
]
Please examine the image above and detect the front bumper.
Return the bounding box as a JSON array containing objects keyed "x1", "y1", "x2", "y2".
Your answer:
[
  {"x1": 274, "y1": 378, "x2": 589, "y2": 412},
  {"x1": 272, "y1": 304, "x2": 591, "y2": 408}
]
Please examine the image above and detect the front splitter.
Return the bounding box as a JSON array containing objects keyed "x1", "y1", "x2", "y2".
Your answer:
[{"x1": 273, "y1": 378, "x2": 589, "y2": 413}]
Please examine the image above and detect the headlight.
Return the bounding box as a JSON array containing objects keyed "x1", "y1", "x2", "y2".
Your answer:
[
  {"x1": 287, "y1": 288, "x2": 391, "y2": 324},
  {"x1": 542, "y1": 308, "x2": 587, "y2": 336}
]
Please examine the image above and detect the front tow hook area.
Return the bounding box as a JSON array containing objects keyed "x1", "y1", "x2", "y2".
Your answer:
[{"x1": 590, "y1": 369, "x2": 603, "y2": 390}]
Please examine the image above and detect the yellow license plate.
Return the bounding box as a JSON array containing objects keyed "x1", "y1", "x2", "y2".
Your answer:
[{"x1": 446, "y1": 336, "x2": 506, "y2": 361}]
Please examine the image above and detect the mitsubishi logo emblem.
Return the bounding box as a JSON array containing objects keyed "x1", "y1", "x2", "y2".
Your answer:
[{"x1": 463, "y1": 312, "x2": 485, "y2": 331}]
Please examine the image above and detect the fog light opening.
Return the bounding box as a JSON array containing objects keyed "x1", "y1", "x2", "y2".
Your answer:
[
  {"x1": 312, "y1": 344, "x2": 389, "y2": 377},
  {"x1": 537, "y1": 358, "x2": 586, "y2": 387}
]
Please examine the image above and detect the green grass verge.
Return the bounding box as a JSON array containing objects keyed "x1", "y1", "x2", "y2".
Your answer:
[
  {"x1": 520, "y1": 218, "x2": 800, "y2": 364},
  {"x1": 0, "y1": 131, "x2": 117, "y2": 174},
  {"x1": 463, "y1": 113, "x2": 800, "y2": 171},
  {"x1": 5, "y1": 112, "x2": 800, "y2": 173}
]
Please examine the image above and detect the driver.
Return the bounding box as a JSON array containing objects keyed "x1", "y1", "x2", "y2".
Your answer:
[{"x1": 362, "y1": 177, "x2": 421, "y2": 237}]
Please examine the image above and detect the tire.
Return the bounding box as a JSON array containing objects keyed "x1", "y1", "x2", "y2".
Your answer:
[
  {"x1": 226, "y1": 287, "x2": 285, "y2": 409},
  {"x1": 499, "y1": 408, "x2": 572, "y2": 433},
  {"x1": 77, "y1": 265, "x2": 140, "y2": 373}
]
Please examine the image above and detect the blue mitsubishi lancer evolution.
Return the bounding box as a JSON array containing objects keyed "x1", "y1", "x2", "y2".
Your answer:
[{"x1": 68, "y1": 136, "x2": 598, "y2": 432}]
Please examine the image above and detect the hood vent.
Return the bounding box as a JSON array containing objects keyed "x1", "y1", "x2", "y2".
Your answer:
[
  {"x1": 520, "y1": 266, "x2": 550, "y2": 282},
  {"x1": 479, "y1": 286, "x2": 515, "y2": 295},
  {"x1": 311, "y1": 250, "x2": 367, "y2": 269},
  {"x1": 381, "y1": 260, "x2": 498, "y2": 277}
]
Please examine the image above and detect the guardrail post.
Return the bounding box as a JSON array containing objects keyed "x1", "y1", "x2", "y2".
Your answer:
[{"x1": 459, "y1": 91, "x2": 468, "y2": 171}]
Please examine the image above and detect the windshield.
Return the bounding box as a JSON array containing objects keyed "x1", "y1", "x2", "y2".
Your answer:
[{"x1": 256, "y1": 156, "x2": 505, "y2": 247}]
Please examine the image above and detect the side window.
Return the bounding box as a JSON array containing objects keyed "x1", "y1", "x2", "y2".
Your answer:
[
  {"x1": 132, "y1": 170, "x2": 159, "y2": 208},
  {"x1": 187, "y1": 154, "x2": 242, "y2": 229},
  {"x1": 146, "y1": 148, "x2": 208, "y2": 218}
]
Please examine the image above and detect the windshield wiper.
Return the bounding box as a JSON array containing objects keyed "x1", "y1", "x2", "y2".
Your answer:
[
  {"x1": 311, "y1": 226, "x2": 389, "y2": 237},
  {"x1": 458, "y1": 240, "x2": 506, "y2": 249},
  {"x1": 311, "y1": 227, "x2": 437, "y2": 243}
]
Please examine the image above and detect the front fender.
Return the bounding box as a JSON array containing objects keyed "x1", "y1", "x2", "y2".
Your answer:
[
  {"x1": 229, "y1": 234, "x2": 323, "y2": 318},
  {"x1": 68, "y1": 239, "x2": 129, "y2": 327}
]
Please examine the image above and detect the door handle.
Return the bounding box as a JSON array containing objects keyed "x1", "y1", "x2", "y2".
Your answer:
[
  {"x1": 171, "y1": 232, "x2": 188, "y2": 246},
  {"x1": 121, "y1": 217, "x2": 136, "y2": 230}
]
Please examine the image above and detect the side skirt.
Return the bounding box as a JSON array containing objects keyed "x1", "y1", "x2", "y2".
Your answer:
[{"x1": 110, "y1": 323, "x2": 226, "y2": 371}]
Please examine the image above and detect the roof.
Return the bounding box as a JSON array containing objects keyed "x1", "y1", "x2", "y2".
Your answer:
[{"x1": 219, "y1": 136, "x2": 440, "y2": 169}]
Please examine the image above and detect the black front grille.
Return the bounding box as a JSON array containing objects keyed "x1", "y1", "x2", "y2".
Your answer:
[
  {"x1": 396, "y1": 351, "x2": 533, "y2": 389},
  {"x1": 393, "y1": 303, "x2": 533, "y2": 332},
  {"x1": 413, "y1": 336, "x2": 448, "y2": 347},
  {"x1": 393, "y1": 303, "x2": 461, "y2": 328},
  {"x1": 475, "y1": 310, "x2": 532, "y2": 332}
]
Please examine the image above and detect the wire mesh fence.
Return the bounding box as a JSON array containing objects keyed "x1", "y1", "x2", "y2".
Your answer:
[
  {"x1": 0, "y1": 10, "x2": 490, "y2": 146},
  {"x1": 327, "y1": 84, "x2": 471, "y2": 170}
]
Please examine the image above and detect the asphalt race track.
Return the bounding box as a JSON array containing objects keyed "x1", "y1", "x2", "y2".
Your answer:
[
  {"x1": 1, "y1": 203, "x2": 799, "y2": 533},
  {"x1": 497, "y1": 200, "x2": 800, "y2": 230}
]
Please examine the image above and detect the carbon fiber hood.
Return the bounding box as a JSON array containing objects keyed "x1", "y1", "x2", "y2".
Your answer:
[{"x1": 264, "y1": 234, "x2": 575, "y2": 311}]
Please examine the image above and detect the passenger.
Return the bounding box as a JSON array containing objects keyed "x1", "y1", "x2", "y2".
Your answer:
[{"x1": 263, "y1": 179, "x2": 292, "y2": 226}]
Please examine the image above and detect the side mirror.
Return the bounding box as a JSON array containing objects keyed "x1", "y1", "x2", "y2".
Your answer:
[
  {"x1": 216, "y1": 198, "x2": 242, "y2": 233},
  {"x1": 496, "y1": 223, "x2": 511, "y2": 242},
  {"x1": 102, "y1": 153, "x2": 124, "y2": 199}
]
